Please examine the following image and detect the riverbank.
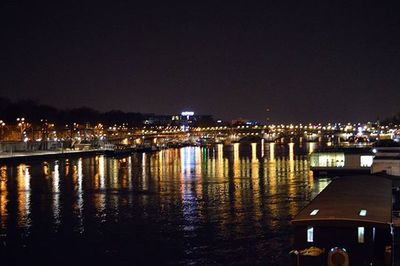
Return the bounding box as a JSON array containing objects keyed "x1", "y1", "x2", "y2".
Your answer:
[
  {"x1": 0, "y1": 145, "x2": 176, "y2": 165},
  {"x1": 0, "y1": 149, "x2": 107, "y2": 164}
]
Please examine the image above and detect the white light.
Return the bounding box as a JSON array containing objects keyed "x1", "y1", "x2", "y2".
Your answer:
[
  {"x1": 181, "y1": 111, "x2": 194, "y2": 116},
  {"x1": 359, "y1": 210, "x2": 367, "y2": 216},
  {"x1": 358, "y1": 227, "x2": 365, "y2": 243},
  {"x1": 360, "y1": 155, "x2": 374, "y2": 167},
  {"x1": 310, "y1": 209, "x2": 319, "y2": 216},
  {"x1": 307, "y1": 226, "x2": 314, "y2": 242},
  {"x1": 372, "y1": 148, "x2": 377, "y2": 153}
]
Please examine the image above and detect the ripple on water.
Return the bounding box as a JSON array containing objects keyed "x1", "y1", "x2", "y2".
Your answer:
[{"x1": 0, "y1": 145, "x2": 328, "y2": 265}]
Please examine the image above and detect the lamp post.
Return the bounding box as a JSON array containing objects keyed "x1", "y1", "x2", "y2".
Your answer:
[
  {"x1": 17, "y1": 117, "x2": 26, "y2": 141},
  {"x1": 0, "y1": 120, "x2": 5, "y2": 142}
]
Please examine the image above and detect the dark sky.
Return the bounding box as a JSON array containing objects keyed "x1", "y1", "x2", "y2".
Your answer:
[{"x1": 1, "y1": 1, "x2": 400, "y2": 123}]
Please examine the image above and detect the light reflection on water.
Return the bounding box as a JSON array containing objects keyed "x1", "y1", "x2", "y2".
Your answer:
[
  {"x1": 17, "y1": 164, "x2": 31, "y2": 229},
  {"x1": 0, "y1": 143, "x2": 329, "y2": 265},
  {"x1": 0, "y1": 166, "x2": 8, "y2": 231},
  {"x1": 52, "y1": 163, "x2": 60, "y2": 227}
]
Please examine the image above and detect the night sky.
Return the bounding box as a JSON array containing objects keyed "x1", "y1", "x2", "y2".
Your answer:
[{"x1": 1, "y1": 1, "x2": 400, "y2": 123}]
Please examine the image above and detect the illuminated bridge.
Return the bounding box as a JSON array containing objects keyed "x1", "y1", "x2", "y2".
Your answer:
[{"x1": 103, "y1": 123, "x2": 398, "y2": 147}]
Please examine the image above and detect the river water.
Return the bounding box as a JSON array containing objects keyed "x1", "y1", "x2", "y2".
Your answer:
[{"x1": 0, "y1": 142, "x2": 329, "y2": 265}]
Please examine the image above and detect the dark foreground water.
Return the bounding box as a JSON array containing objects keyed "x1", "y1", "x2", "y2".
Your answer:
[{"x1": 0, "y1": 142, "x2": 329, "y2": 265}]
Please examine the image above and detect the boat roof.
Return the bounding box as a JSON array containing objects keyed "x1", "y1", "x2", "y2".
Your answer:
[
  {"x1": 292, "y1": 175, "x2": 392, "y2": 227},
  {"x1": 312, "y1": 147, "x2": 373, "y2": 155},
  {"x1": 374, "y1": 156, "x2": 400, "y2": 160}
]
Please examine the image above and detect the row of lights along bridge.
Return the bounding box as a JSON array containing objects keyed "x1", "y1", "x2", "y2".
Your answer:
[{"x1": 0, "y1": 116, "x2": 398, "y2": 144}]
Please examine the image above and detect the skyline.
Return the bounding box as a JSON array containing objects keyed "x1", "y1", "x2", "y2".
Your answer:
[
  {"x1": 2, "y1": 2, "x2": 400, "y2": 123},
  {"x1": 1, "y1": 97, "x2": 399, "y2": 125}
]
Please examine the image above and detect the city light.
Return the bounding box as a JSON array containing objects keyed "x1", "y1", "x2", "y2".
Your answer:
[{"x1": 181, "y1": 111, "x2": 194, "y2": 116}]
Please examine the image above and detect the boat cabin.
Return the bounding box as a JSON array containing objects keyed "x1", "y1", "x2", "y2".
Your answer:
[
  {"x1": 291, "y1": 175, "x2": 393, "y2": 266},
  {"x1": 371, "y1": 147, "x2": 400, "y2": 177},
  {"x1": 310, "y1": 147, "x2": 374, "y2": 177}
]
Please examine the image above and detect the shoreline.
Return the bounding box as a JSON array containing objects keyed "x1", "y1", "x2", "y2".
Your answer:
[
  {"x1": 0, "y1": 149, "x2": 108, "y2": 165},
  {"x1": 0, "y1": 145, "x2": 182, "y2": 165}
]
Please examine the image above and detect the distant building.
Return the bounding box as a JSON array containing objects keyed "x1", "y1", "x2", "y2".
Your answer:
[
  {"x1": 175, "y1": 111, "x2": 214, "y2": 126},
  {"x1": 144, "y1": 112, "x2": 214, "y2": 126},
  {"x1": 231, "y1": 118, "x2": 259, "y2": 126},
  {"x1": 143, "y1": 115, "x2": 172, "y2": 125}
]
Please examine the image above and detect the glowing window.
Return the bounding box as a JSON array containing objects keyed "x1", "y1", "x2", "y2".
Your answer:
[
  {"x1": 359, "y1": 210, "x2": 367, "y2": 216},
  {"x1": 311, "y1": 153, "x2": 345, "y2": 167},
  {"x1": 360, "y1": 155, "x2": 374, "y2": 167},
  {"x1": 307, "y1": 226, "x2": 314, "y2": 242},
  {"x1": 358, "y1": 227, "x2": 365, "y2": 243},
  {"x1": 310, "y1": 209, "x2": 319, "y2": 216}
]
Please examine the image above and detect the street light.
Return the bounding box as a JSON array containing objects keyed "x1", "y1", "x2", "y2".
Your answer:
[
  {"x1": 17, "y1": 117, "x2": 26, "y2": 141},
  {"x1": 0, "y1": 120, "x2": 5, "y2": 142}
]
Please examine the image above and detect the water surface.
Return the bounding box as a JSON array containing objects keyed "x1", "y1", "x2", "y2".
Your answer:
[{"x1": 0, "y1": 142, "x2": 329, "y2": 265}]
